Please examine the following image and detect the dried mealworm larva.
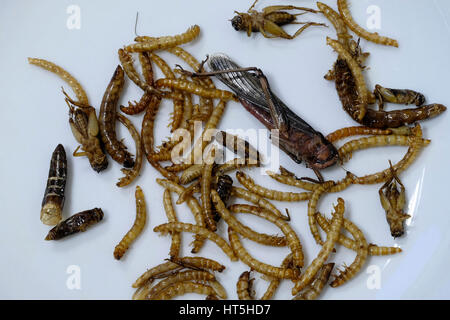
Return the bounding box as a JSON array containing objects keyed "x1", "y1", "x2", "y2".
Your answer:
[
  {"x1": 152, "y1": 281, "x2": 216, "y2": 300},
  {"x1": 237, "y1": 271, "x2": 255, "y2": 300},
  {"x1": 261, "y1": 254, "x2": 293, "y2": 300},
  {"x1": 28, "y1": 57, "x2": 89, "y2": 105},
  {"x1": 216, "y1": 131, "x2": 262, "y2": 164},
  {"x1": 315, "y1": 213, "x2": 402, "y2": 256},
  {"x1": 266, "y1": 170, "x2": 317, "y2": 192},
  {"x1": 41, "y1": 144, "x2": 66, "y2": 226},
  {"x1": 45, "y1": 208, "x2": 104, "y2": 240},
  {"x1": 156, "y1": 179, "x2": 206, "y2": 253},
  {"x1": 132, "y1": 261, "x2": 182, "y2": 288},
  {"x1": 114, "y1": 186, "x2": 147, "y2": 260},
  {"x1": 231, "y1": 187, "x2": 285, "y2": 220},
  {"x1": 228, "y1": 227, "x2": 298, "y2": 280},
  {"x1": 121, "y1": 91, "x2": 154, "y2": 115},
  {"x1": 180, "y1": 164, "x2": 203, "y2": 185},
  {"x1": 154, "y1": 222, "x2": 238, "y2": 261},
  {"x1": 212, "y1": 193, "x2": 287, "y2": 247},
  {"x1": 201, "y1": 162, "x2": 217, "y2": 232},
  {"x1": 307, "y1": 181, "x2": 335, "y2": 246},
  {"x1": 126, "y1": 25, "x2": 201, "y2": 52},
  {"x1": 228, "y1": 203, "x2": 304, "y2": 268},
  {"x1": 337, "y1": 0, "x2": 399, "y2": 47},
  {"x1": 116, "y1": 114, "x2": 143, "y2": 187},
  {"x1": 327, "y1": 37, "x2": 369, "y2": 121},
  {"x1": 176, "y1": 180, "x2": 201, "y2": 205},
  {"x1": 329, "y1": 217, "x2": 368, "y2": 288},
  {"x1": 146, "y1": 270, "x2": 216, "y2": 300},
  {"x1": 236, "y1": 171, "x2": 311, "y2": 202},
  {"x1": 118, "y1": 48, "x2": 147, "y2": 90},
  {"x1": 163, "y1": 189, "x2": 181, "y2": 259},
  {"x1": 155, "y1": 78, "x2": 237, "y2": 101},
  {"x1": 317, "y1": 2, "x2": 350, "y2": 50},
  {"x1": 292, "y1": 198, "x2": 345, "y2": 295},
  {"x1": 169, "y1": 256, "x2": 226, "y2": 273},
  {"x1": 139, "y1": 52, "x2": 154, "y2": 85},
  {"x1": 99, "y1": 66, "x2": 134, "y2": 168},
  {"x1": 326, "y1": 126, "x2": 394, "y2": 143},
  {"x1": 292, "y1": 263, "x2": 334, "y2": 300}
]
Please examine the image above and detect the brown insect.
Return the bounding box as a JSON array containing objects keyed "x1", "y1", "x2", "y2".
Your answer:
[
  {"x1": 99, "y1": 66, "x2": 135, "y2": 168},
  {"x1": 40, "y1": 144, "x2": 66, "y2": 226},
  {"x1": 231, "y1": 0, "x2": 325, "y2": 39},
  {"x1": 379, "y1": 161, "x2": 411, "y2": 238},
  {"x1": 45, "y1": 208, "x2": 104, "y2": 240}
]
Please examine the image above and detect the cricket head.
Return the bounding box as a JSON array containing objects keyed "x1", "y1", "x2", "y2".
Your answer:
[
  {"x1": 230, "y1": 12, "x2": 247, "y2": 31},
  {"x1": 303, "y1": 134, "x2": 339, "y2": 170}
]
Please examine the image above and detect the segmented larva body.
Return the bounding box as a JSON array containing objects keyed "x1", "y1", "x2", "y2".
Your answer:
[
  {"x1": 156, "y1": 179, "x2": 206, "y2": 253},
  {"x1": 28, "y1": 57, "x2": 89, "y2": 105},
  {"x1": 217, "y1": 131, "x2": 262, "y2": 164},
  {"x1": 45, "y1": 208, "x2": 104, "y2": 240},
  {"x1": 328, "y1": 172, "x2": 356, "y2": 193},
  {"x1": 126, "y1": 25, "x2": 201, "y2": 52},
  {"x1": 228, "y1": 203, "x2": 304, "y2": 268},
  {"x1": 139, "y1": 52, "x2": 154, "y2": 85},
  {"x1": 114, "y1": 186, "x2": 147, "y2": 260},
  {"x1": 317, "y1": 2, "x2": 350, "y2": 50},
  {"x1": 216, "y1": 158, "x2": 261, "y2": 176},
  {"x1": 155, "y1": 78, "x2": 237, "y2": 101},
  {"x1": 176, "y1": 180, "x2": 200, "y2": 204},
  {"x1": 228, "y1": 228, "x2": 298, "y2": 280},
  {"x1": 266, "y1": 171, "x2": 317, "y2": 192},
  {"x1": 237, "y1": 271, "x2": 255, "y2": 300},
  {"x1": 99, "y1": 66, "x2": 135, "y2": 168},
  {"x1": 116, "y1": 114, "x2": 143, "y2": 187},
  {"x1": 180, "y1": 164, "x2": 203, "y2": 185},
  {"x1": 261, "y1": 254, "x2": 293, "y2": 300},
  {"x1": 170, "y1": 256, "x2": 226, "y2": 273},
  {"x1": 118, "y1": 48, "x2": 146, "y2": 90},
  {"x1": 212, "y1": 193, "x2": 287, "y2": 247},
  {"x1": 163, "y1": 189, "x2": 181, "y2": 259},
  {"x1": 201, "y1": 163, "x2": 217, "y2": 232},
  {"x1": 231, "y1": 187, "x2": 285, "y2": 220},
  {"x1": 292, "y1": 198, "x2": 345, "y2": 295},
  {"x1": 337, "y1": 0, "x2": 399, "y2": 47},
  {"x1": 121, "y1": 91, "x2": 153, "y2": 115},
  {"x1": 132, "y1": 261, "x2": 182, "y2": 288},
  {"x1": 170, "y1": 98, "x2": 184, "y2": 132},
  {"x1": 194, "y1": 94, "x2": 214, "y2": 121},
  {"x1": 292, "y1": 263, "x2": 334, "y2": 300},
  {"x1": 330, "y1": 218, "x2": 368, "y2": 287},
  {"x1": 307, "y1": 181, "x2": 335, "y2": 246},
  {"x1": 327, "y1": 37, "x2": 369, "y2": 121},
  {"x1": 315, "y1": 213, "x2": 402, "y2": 256},
  {"x1": 152, "y1": 281, "x2": 216, "y2": 300},
  {"x1": 146, "y1": 270, "x2": 216, "y2": 300},
  {"x1": 154, "y1": 222, "x2": 238, "y2": 261},
  {"x1": 374, "y1": 85, "x2": 425, "y2": 107},
  {"x1": 236, "y1": 171, "x2": 311, "y2": 202},
  {"x1": 326, "y1": 126, "x2": 394, "y2": 143},
  {"x1": 41, "y1": 144, "x2": 67, "y2": 226}
]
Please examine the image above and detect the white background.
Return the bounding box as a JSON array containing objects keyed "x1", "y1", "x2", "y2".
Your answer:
[{"x1": 1, "y1": 0, "x2": 450, "y2": 300}]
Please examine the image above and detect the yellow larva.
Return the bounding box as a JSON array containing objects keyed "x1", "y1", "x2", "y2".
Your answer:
[
  {"x1": 163, "y1": 189, "x2": 181, "y2": 259},
  {"x1": 152, "y1": 281, "x2": 216, "y2": 300}
]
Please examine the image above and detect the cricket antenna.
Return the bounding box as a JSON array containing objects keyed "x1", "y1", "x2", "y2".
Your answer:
[{"x1": 134, "y1": 12, "x2": 140, "y2": 37}]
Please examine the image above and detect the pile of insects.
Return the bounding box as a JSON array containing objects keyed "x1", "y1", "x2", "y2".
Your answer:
[{"x1": 30, "y1": 0, "x2": 446, "y2": 300}]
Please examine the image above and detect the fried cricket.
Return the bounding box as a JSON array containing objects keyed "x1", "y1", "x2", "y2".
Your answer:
[
  {"x1": 45, "y1": 208, "x2": 104, "y2": 240},
  {"x1": 114, "y1": 186, "x2": 147, "y2": 260},
  {"x1": 40, "y1": 144, "x2": 67, "y2": 226}
]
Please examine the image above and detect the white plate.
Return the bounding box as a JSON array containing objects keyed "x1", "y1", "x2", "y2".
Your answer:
[{"x1": 1, "y1": 0, "x2": 450, "y2": 300}]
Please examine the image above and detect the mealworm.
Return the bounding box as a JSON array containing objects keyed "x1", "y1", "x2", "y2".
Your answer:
[
  {"x1": 330, "y1": 218, "x2": 368, "y2": 287},
  {"x1": 292, "y1": 198, "x2": 345, "y2": 295},
  {"x1": 201, "y1": 161, "x2": 217, "y2": 232},
  {"x1": 228, "y1": 227, "x2": 298, "y2": 280},
  {"x1": 121, "y1": 91, "x2": 154, "y2": 115},
  {"x1": 326, "y1": 126, "x2": 394, "y2": 143},
  {"x1": 132, "y1": 261, "x2": 182, "y2": 288},
  {"x1": 155, "y1": 78, "x2": 237, "y2": 101},
  {"x1": 212, "y1": 194, "x2": 287, "y2": 247},
  {"x1": 126, "y1": 25, "x2": 201, "y2": 52},
  {"x1": 28, "y1": 57, "x2": 89, "y2": 105},
  {"x1": 193, "y1": 95, "x2": 214, "y2": 122},
  {"x1": 154, "y1": 222, "x2": 237, "y2": 261},
  {"x1": 237, "y1": 271, "x2": 255, "y2": 300},
  {"x1": 163, "y1": 189, "x2": 181, "y2": 259},
  {"x1": 337, "y1": 0, "x2": 399, "y2": 47},
  {"x1": 114, "y1": 186, "x2": 147, "y2": 260},
  {"x1": 216, "y1": 158, "x2": 261, "y2": 176},
  {"x1": 307, "y1": 181, "x2": 335, "y2": 246},
  {"x1": 231, "y1": 187, "x2": 286, "y2": 220},
  {"x1": 99, "y1": 66, "x2": 134, "y2": 168},
  {"x1": 266, "y1": 170, "x2": 317, "y2": 192},
  {"x1": 292, "y1": 263, "x2": 334, "y2": 300},
  {"x1": 315, "y1": 212, "x2": 401, "y2": 256},
  {"x1": 236, "y1": 171, "x2": 311, "y2": 202},
  {"x1": 317, "y1": 2, "x2": 350, "y2": 50},
  {"x1": 228, "y1": 203, "x2": 303, "y2": 268},
  {"x1": 118, "y1": 48, "x2": 146, "y2": 90},
  {"x1": 176, "y1": 180, "x2": 200, "y2": 205},
  {"x1": 180, "y1": 164, "x2": 203, "y2": 185},
  {"x1": 156, "y1": 179, "x2": 206, "y2": 253},
  {"x1": 261, "y1": 254, "x2": 293, "y2": 300},
  {"x1": 116, "y1": 114, "x2": 143, "y2": 187},
  {"x1": 216, "y1": 131, "x2": 262, "y2": 164},
  {"x1": 327, "y1": 37, "x2": 368, "y2": 121},
  {"x1": 169, "y1": 256, "x2": 226, "y2": 273},
  {"x1": 146, "y1": 270, "x2": 216, "y2": 300},
  {"x1": 41, "y1": 144, "x2": 66, "y2": 226},
  {"x1": 45, "y1": 208, "x2": 104, "y2": 240},
  {"x1": 152, "y1": 281, "x2": 216, "y2": 300}
]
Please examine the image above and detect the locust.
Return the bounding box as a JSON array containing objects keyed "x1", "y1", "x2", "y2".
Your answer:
[{"x1": 177, "y1": 53, "x2": 338, "y2": 181}]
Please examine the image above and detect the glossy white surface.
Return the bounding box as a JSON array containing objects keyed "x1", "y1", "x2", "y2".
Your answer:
[{"x1": 0, "y1": 0, "x2": 449, "y2": 299}]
